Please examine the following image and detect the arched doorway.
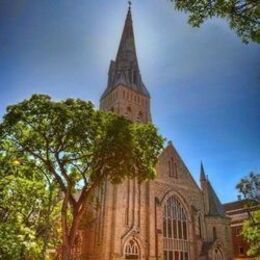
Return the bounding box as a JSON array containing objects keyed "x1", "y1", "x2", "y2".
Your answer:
[
  {"x1": 163, "y1": 195, "x2": 190, "y2": 260},
  {"x1": 124, "y1": 239, "x2": 139, "y2": 259}
]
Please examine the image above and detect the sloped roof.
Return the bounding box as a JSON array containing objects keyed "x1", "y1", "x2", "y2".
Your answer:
[{"x1": 207, "y1": 180, "x2": 226, "y2": 217}]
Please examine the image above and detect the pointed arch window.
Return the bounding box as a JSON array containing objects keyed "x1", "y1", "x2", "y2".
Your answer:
[
  {"x1": 198, "y1": 215, "x2": 202, "y2": 238},
  {"x1": 168, "y1": 157, "x2": 178, "y2": 178},
  {"x1": 137, "y1": 111, "x2": 143, "y2": 122},
  {"x1": 124, "y1": 239, "x2": 139, "y2": 259},
  {"x1": 213, "y1": 227, "x2": 217, "y2": 240},
  {"x1": 126, "y1": 106, "x2": 132, "y2": 120},
  {"x1": 163, "y1": 196, "x2": 190, "y2": 260}
]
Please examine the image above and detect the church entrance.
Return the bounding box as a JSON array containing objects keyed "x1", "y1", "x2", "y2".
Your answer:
[{"x1": 124, "y1": 239, "x2": 139, "y2": 259}]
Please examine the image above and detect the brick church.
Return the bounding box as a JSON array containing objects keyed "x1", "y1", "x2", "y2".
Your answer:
[{"x1": 78, "y1": 5, "x2": 233, "y2": 260}]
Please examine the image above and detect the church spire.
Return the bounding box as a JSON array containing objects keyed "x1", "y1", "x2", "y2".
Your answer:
[
  {"x1": 115, "y1": 2, "x2": 138, "y2": 71},
  {"x1": 100, "y1": 3, "x2": 151, "y2": 123},
  {"x1": 200, "y1": 161, "x2": 206, "y2": 181},
  {"x1": 101, "y1": 3, "x2": 150, "y2": 100}
]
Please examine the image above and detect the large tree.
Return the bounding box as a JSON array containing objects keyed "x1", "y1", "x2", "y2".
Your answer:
[
  {"x1": 171, "y1": 0, "x2": 260, "y2": 43},
  {"x1": 236, "y1": 172, "x2": 260, "y2": 256},
  {"x1": 0, "y1": 94, "x2": 163, "y2": 259}
]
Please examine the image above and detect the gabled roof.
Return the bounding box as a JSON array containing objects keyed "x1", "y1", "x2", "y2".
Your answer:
[
  {"x1": 158, "y1": 141, "x2": 201, "y2": 192},
  {"x1": 101, "y1": 5, "x2": 150, "y2": 100}
]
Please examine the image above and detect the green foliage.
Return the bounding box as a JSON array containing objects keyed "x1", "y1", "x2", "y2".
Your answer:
[
  {"x1": 171, "y1": 0, "x2": 260, "y2": 43},
  {"x1": 0, "y1": 94, "x2": 164, "y2": 258},
  {"x1": 0, "y1": 153, "x2": 61, "y2": 259},
  {"x1": 0, "y1": 94, "x2": 163, "y2": 189},
  {"x1": 237, "y1": 172, "x2": 260, "y2": 257},
  {"x1": 236, "y1": 172, "x2": 260, "y2": 203},
  {"x1": 242, "y1": 210, "x2": 260, "y2": 256}
]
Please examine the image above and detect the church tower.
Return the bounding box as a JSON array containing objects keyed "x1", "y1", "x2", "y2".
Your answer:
[
  {"x1": 80, "y1": 4, "x2": 233, "y2": 260},
  {"x1": 100, "y1": 4, "x2": 151, "y2": 123}
]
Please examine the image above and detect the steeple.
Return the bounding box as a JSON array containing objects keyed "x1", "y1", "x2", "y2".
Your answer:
[
  {"x1": 100, "y1": 4, "x2": 151, "y2": 123},
  {"x1": 101, "y1": 3, "x2": 150, "y2": 100},
  {"x1": 200, "y1": 161, "x2": 206, "y2": 181},
  {"x1": 115, "y1": 3, "x2": 138, "y2": 71}
]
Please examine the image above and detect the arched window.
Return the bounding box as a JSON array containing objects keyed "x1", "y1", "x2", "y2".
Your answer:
[
  {"x1": 126, "y1": 106, "x2": 132, "y2": 120},
  {"x1": 163, "y1": 196, "x2": 189, "y2": 260},
  {"x1": 168, "y1": 158, "x2": 178, "y2": 178},
  {"x1": 137, "y1": 111, "x2": 143, "y2": 122},
  {"x1": 213, "y1": 227, "x2": 217, "y2": 240},
  {"x1": 198, "y1": 215, "x2": 202, "y2": 238},
  {"x1": 124, "y1": 239, "x2": 139, "y2": 259}
]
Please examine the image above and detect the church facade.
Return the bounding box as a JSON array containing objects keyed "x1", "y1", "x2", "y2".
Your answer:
[{"x1": 79, "y1": 6, "x2": 233, "y2": 260}]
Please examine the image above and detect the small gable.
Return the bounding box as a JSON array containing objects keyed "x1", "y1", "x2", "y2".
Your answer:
[{"x1": 156, "y1": 141, "x2": 201, "y2": 193}]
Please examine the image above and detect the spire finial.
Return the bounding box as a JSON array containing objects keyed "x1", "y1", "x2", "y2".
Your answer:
[{"x1": 128, "y1": 1, "x2": 132, "y2": 9}]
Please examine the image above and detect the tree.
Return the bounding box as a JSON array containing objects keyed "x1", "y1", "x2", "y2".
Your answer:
[
  {"x1": 170, "y1": 0, "x2": 260, "y2": 43},
  {"x1": 236, "y1": 172, "x2": 260, "y2": 203},
  {"x1": 0, "y1": 152, "x2": 60, "y2": 259},
  {"x1": 236, "y1": 172, "x2": 260, "y2": 257},
  {"x1": 242, "y1": 210, "x2": 260, "y2": 256},
  {"x1": 0, "y1": 94, "x2": 164, "y2": 259}
]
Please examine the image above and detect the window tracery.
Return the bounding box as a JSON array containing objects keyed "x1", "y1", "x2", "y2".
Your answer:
[
  {"x1": 163, "y1": 196, "x2": 189, "y2": 260},
  {"x1": 124, "y1": 239, "x2": 139, "y2": 259}
]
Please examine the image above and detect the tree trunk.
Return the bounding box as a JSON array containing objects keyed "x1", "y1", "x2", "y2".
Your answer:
[
  {"x1": 61, "y1": 243, "x2": 72, "y2": 260},
  {"x1": 61, "y1": 210, "x2": 82, "y2": 260},
  {"x1": 60, "y1": 182, "x2": 99, "y2": 259}
]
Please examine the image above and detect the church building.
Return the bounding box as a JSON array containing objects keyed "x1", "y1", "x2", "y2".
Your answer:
[{"x1": 79, "y1": 5, "x2": 233, "y2": 260}]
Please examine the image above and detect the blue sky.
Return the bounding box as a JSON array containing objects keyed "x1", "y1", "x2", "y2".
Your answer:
[{"x1": 0, "y1": 0, "x2": 259, "y2": 203}]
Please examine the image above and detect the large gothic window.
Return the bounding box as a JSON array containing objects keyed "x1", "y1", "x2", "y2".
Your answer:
[
  {"x1": 163, "y1": 196, "x2": 189, "y2": 260},
  {"x1": 124, "y1": 239, "x2": 139, "y2": 259},
  {"x1": 126, "y1": 106, "x2": 132, "y2": 120}
]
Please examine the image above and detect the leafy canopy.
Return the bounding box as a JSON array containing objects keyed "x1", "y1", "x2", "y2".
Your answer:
[
  {"x1": 242, "y1": 210, "x2": 260, "y2": 256},
  {"x1": 0, "y1": 94, "x2": 164, "y2": 258},
  {"x1": 0, "y1": 95, "x2": 163, "y2": 189},
  {"x1": 0, "y1": 151, "x2": 60, "y2": 259},
  {"x1": 171, "y1": 0, "x2": 260, "y2": 43},
  {"x1": 236, "y1": 172, "x2": 260, "y2": 256}
]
